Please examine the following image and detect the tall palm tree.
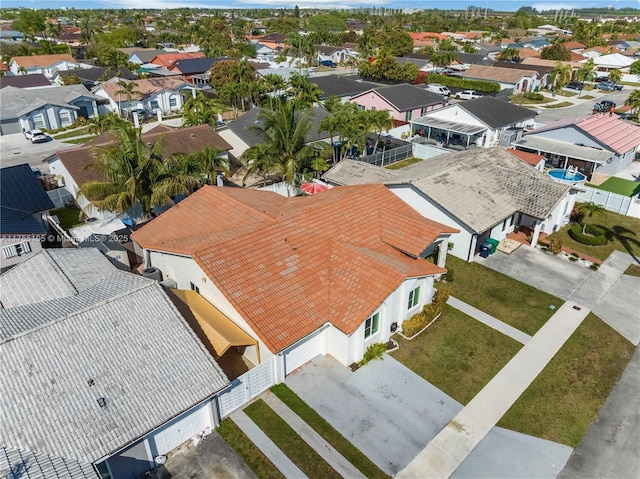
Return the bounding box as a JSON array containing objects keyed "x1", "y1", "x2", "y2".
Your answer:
[
  {"x1": 577, "y1": 202, "x2": 606, "y2": 234},
  {"x1": 577, "y1": 58, "x2": 596, "y2": 84},
  {"x1": 624, "y1": 89, "x2": 640, "y2": 115},
  {"x1": 288, "y1": 73, "x2": 322, "y2": 108},
  {"x1": 115, "y1": 80, "x2": 143, "y2": 118},
  {"x1": 242, "y1": 143, "x2": 279, "y2": 187},
  {"x1": 318, "y1": 115, "x2": 340, "y2": 162},
  {"x1": 371, "y1": 110, "x2": 395, "y2": 150},
  {"x1": 188, "y1": 145, "x2": 229, "y2": 185},
  {"x1": 88, "y1": 112, "x2": 125, "y2": 135},
  {"x1": 551, "y1": 62, "x2": 572, "y2": 89},
  {"x1": 608, "y1": 69, "x2": 622, "y2": 83},
  {"x1": 228, "y1": 60, "x2": 256, "y2": 112},
  {"x1": 182, "y1": 91, "x2": 227, "y2": 127}
]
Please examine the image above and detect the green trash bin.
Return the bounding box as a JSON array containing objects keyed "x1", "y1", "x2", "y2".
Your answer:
[{"x1": 486, "y1": 238, "x2": 500, "y2": 254}]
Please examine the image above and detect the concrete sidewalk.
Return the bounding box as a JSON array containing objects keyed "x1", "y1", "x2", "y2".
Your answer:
[
  {"x1": 447, "y1": 296, "x2": 532, "y2": 344},
  {"x1": 397, "y1": 300, "x2": 590, "y2": 479}
]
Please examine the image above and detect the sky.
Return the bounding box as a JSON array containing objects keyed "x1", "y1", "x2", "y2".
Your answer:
[{"x1": 2, "y1": 0, "x2": 639, "y2": 12}]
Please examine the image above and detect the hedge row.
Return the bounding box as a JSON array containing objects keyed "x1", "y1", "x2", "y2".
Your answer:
[
  {"x1": 424, "y1": 74, "x2": 501, "y2": 93},
  {"x1": 568, "y1": 224, "x2": 608, "y2": 246},
  {"x1": 402, "y1": 288, "x2": 450, "y2": 338}
]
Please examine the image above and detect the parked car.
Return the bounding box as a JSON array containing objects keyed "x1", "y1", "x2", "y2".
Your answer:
[
  {"x1": 455, "y1": 90, "x2": 483, "y2": 100},
  {"x1": 425, "y1": 84, "x2": 451, "y2": 96},
  {"x1": 319, "y1": 60, "x2": 337, "y2": 68},
  {"x1": 24, "y1": 129, "x2": 48, "y2": 143},
  {"x1": 566, "y1": 81, "x2": 584, "y2": 90},
  {"x1": 595, "y1": 81, "x2": 623, "y2": 91}
]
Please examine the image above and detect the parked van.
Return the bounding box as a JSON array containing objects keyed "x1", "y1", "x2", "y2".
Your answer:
[{"x1": 425, "y1": 84, "x2": 451, "y2": 96}]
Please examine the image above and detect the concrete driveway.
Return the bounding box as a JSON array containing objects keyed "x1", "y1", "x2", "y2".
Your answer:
[
  {"x1": 0, "y1": 132, "x2": 75, "y2": 172},
  {"x1": 285, "y1": 355, "x2": 463, "y2": 476},
  {"x1": 477, "y1": 246, "x2": 591, "y2": 300},
  {"x1": 593, "y1": 272, "x2": 640, "y2": 345}
]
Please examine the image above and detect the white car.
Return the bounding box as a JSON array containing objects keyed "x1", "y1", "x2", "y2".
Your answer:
[
  {"x1": 425, "y1": 84, "x2": 451, "y2": 96},
  {"x1": 24, "y1": 129, "x2": 48, "y2": 143},
  {"x1": 455, "y1": 90, "x2": 483, "y2": 100}
]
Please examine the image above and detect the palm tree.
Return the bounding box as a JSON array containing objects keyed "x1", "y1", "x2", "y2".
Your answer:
[
  {"x1": 228, "y1": 60, "x2": 256, "y2": 112},
  {"x1": 497, "y1": 47, "x2": 520, "y2": 61},
  {"x1": 288, "y1": 73, "x2": 322, "y2": 108},
  {"x1": 217, "y1": 82, "x2": 242, "y2": 119},
  {"x1": 262, "y1": 73, "x2": 286, "y2": 108},
  {"x1": 88, "y1": 112, "x2": 125, "y2": 135},
  {"x1": 188, "y1": 145, "x2": 229, "y2": 185},
  {"x1": 371, "y1": 110, "x2": 394, "y2": 150},
  {"x1": 608, "y1": 69, "x2": 622, "y2": 84},
  {"x1": 242, "y1": 143, "x2": 279, "y2": 187},
  {"x1": 577, "y1": 202, "x2": 606, "y2": 234},
  {"x1": 319, "y1": 115, "x2": 340, "y2": 162},
  {"x1": 577, "y1": 58, "x2": 596, "y2": 84},
  {"x1": 182, "y1": 91, "x2": 227, "y2": 127},
  {"x1": 115, "y1": 80, "x2": 143, "y2": 118},
  {"x1": 551, "y1": 62, "x2": 572, "y2": 90},
  {"x1": 624, "y1": 89, "x2": 640, "y2": 116}
]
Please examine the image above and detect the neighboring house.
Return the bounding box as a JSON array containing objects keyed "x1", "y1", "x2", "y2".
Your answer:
[
  {"x1": 255, "y1": 33, "x2": 287, "y2": 50},
  {"x1": 592, "y1": 53, "x2": 635, "y2": 72},
  {"x1": 254, "y1": 43, "x2": 275, "y2": 56},
  {"x1": 150, "y1": 52, "x2": 206, "y2": 69},
  {"x1": 53, "y1": 66, "x2": 138, "y2": 89},
  {"x1": 118, "y1": 47, "x2": 162, "y2": 65},
  {"x1": 316, "y1": 45, "x2": 350, "y2": 64},
  {"x1": 0, "y1": 248, "x2": 229, "y2": 478},
  {"x1": 0, "y1": 84, "x2": 99, "y2": 135},
  {"x1": 474, "y1": 42, "x2": 503, "y2": 58},
  {"x1": 520, "y1": 58, "x2": 584, "y2": 76},
  {"x1": 131, "y1": 184, "x2": 457, "y2": 372},
  {"x1": 0, "y1": 73, "x2": 52, "y2": 90},
  {"x1": 461, "y1": 64, "x2": 538, "y2": 92},
  {"x1": 410, "y1": 96, "x2": 537, "y2": 149},
  {"x1": 92, "y1": 76, "x2": 197, "y2": 117},
  {"x1": 310, "y1": 75, "x2": 377, "y2": 101},
  {"x1": 508, "y1": 148, "x2": 546, "y2": 171},
  {"x1": 493, "y1": 61, "x2": 554, "y2": 89},
  {"x1": 322, "y1": 148, "x2": 578, "y2": 261},
  {"x1": 514, "y1": 115, "x2": 640, "y2": 182},
  {"x1": 563, "y1": 41, "x2": 587, "y2": 52},
  {"x1": 170, "y1": 57, "x2": 222, "y2": 83},
  {"x1": 580, "y1": 46, "x2": 612, "y2": 59},
  {"x1": 456, "y1": 52, "x2": 495, "y2": 66},
  {"x1": 219, "y1": 106, "x2": 332, "y2": 158},
  {"x1": 0, "y1": 164, "x2": 54, "y2": 271},
  {"x1": 0, "y1": 30, "x2": 24, "y2": 42},
  {"x1": 349, "y1": 84, "x2": 445, "y2": 122},
  {"x1": 8, "y1": 54, "x2": 82, "y2": 78},
  {"x1": 47, "y1": 124, "x2": 232, "y2": 222}
]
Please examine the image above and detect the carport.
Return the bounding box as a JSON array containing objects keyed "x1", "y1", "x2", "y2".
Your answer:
[
  {"x1": 168, "y1": 289, "x2": 259, "y2": 378},
  {"x1": 411, "y1": 117, "x2": 486, "y2": 148}
]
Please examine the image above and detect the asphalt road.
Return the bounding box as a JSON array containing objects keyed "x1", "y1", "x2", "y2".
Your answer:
[
  {"x1": 0, "y1": 132, "x2": 75, "y2": 173},
  {"x1": 535, "y1": 89, "x2": 633, "y2": 124}
]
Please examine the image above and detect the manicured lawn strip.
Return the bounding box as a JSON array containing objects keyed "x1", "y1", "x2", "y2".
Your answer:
[
  {"x1": 244, "y1": 400, "x2": 341, "y2": 479},
  {"x1": 390, "y1": 305, "x2": 522, "y2": 404},
  {"x1": 592, "y1": 177, "x2": 640, "y2": 197},
  {"x1": 217, "y1": 418, "x2": 285, "y2": 479},
  {"x1": 386, "y1": 157, "x2": 422, "y2": 170},
  {"x1": 63, "y1": 136, "x2": 97, "y2": 144},
  {"x1": 543, "y1": 101, "x2": 573, "y2": 108},
  {"x1": 50, "y1": 206, "x2": 83, "y2": 230},
  {"x1": 270, "y1": 384, "x2": 389, "y2": 479},
  {"x1": 624, "y1": 264, "x2": 640, "y2": 277},
  {"x1": 438, "y1": 256, "x2": 561, "y2": 335},
  {"x1": 498, "y1": 313, "x2": 634, "y2": 447},
  {"x1": 52, "y1": 126, "x2": 92, "y2": 139},
  {"x1": 547, "y1": 209, "x2": 640, "y2": 261}
]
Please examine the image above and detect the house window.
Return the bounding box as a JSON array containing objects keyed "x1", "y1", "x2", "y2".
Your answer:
[
  {"x1": 407, "y1": 286, "x2": 421, "y2": 309},
  {"x1": 370, "y1": 106, "x2": 376, "y2": 111},
  {"x1": 2, "y1": 242, "x2": 31, "y2": 259},
  {"x1": 169, "y1": 96, "x2": 177, "y2": 109},
  {"x1": 59, "y1": 110, "x2": 71, "y2": 125},
  {"x1": 150, "y1": 100, "x2": 160, "y2": 111},
  {"x1": 356, "y1": 104, "x2": 365, "y2": 111},
  {"x1": 33, "y1": 114, "x2": 45, "y2": 128},
  {"x1": 405, "y1": 110, "x2": 413, "y2": 121},
  {"x1": 364, "y1": 312, "x2": 380, "y2": 338},
  {"x1": 190, "y1": 282, "x2": 200, "y2": 294},
  {"x1": 421, "y1": 107, "x2": 428, "y2": 115}
]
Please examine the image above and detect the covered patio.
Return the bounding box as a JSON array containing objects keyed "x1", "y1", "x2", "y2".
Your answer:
[
  {"x1": 168, "y1": 289, "x2": 259, "y2": 380},
  {"x1": 410, "y1": 117, "x2": 486, "y2": 150}
]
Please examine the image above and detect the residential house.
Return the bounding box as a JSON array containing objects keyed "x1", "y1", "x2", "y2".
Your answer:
[
  {"x1": 349, "y1": 84, "x2": 445, "y2": 122},
  {"x1": 493, "y1": 61, "x2": 554, "y2": 89},
  {"x1": 53, "y1": 66, "x2": 138, "y2": 89},
  {"x1": 0, "y1": 164, "x2": 55, "y2": 271},
  {"x1": 410, "y1": 96, "x2": 537, "y2": 149},
  {"x1": 131, "y1": 184, "x2": 457, "y2": 372},
  {"x1": 461, "y1": 64, "x2": 538, "y2": 92},
  {"x1": 150, "y1": 52, "x2": 206, "y2": 69},
  {"x1": 310, "y1": 75, "x2": 378, "y2": 101},
  {"x1": 316, "y1": 45, "x2": 351, "y2": 64},
  {"x1": 592, "y1": 53, "x2": 635, "y2": 73},
  {"x1": 255, "y1": 33, "x2": 287, "y2": 50},
  {"x1": 563, "y1": 41, "x2": 587, "y2": 53},
  {"x1": 8, "y1": 54, "x2": 83, "y2": 79},
  {"x1": 47, "y1": 124, "x2": 233, "y2": 223},
  {"x1": 508, "y1": 148, "x2": 546, "y2": 171},
  {"x1": 170, "y1": 57, "x2": 222, "y2": 84},
  {"x1": 580, "y1": 46, "x2": 614, "y2": 60},
  {"x1": 514, "y1": 115, "x2": 640, "y2": 183},
  {"x1": 322, "y1": 148, "x2": 578, "y2": 260},
  {"x1": 92, "y1": 76, "x2": 197, "y2": 117},
  {"x1": 118, "y1": 47, "x2": 162, "y2": 65},
  {"x1": 456, "y1": 52, "x2": 495, "y2": 67},
  {"x1": 520, "y1": 58, "x2": 584, "y2": 77},
  {"x1": 254, "y1": 43, "x2": 275, "y2": 56},
  {"x1": 0, "y1": 84, "x2": 99, "y2": 135},
  {"x1": 0, "y1": 73, "x2": 52, "y2": 90},
  {"x1": 0, "y1": 30, "x2": 24, "y2": 42},
  {"x1": 474, "y1": 42, "x2": 503, "y2": 59},
  {"x1": 0, "y1": 248, "x2": 229, "y2": 478}
]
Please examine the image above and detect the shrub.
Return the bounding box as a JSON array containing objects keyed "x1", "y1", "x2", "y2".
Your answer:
[
  {"x1": 443, "y1": 267, "x2": 454, "y2": 282},
  {"x1": 525, "y1": 92, "x2": 544, "y2": 101},
  {"x1": 568, "y1": 224, "x2": 608, "y2": 246},
  {"x1": 73, "y1": 116, "x2": 87, "y2": 127},
  {"x1": 402, "y1": 313, "x2": 426, "y2": 338},
  {"x1": 569, "y1": 256, "x2": 578, "y2": 262},
  {"x1": 424, "y1": 73, "x2": 500, "y2": 93},
  {"x1": 548, "y1": 237, "x2": 563, "y2": 254},
  {"x1": 401, "y1": 289, "x2": 449, "y2": 337},
  {"x1": 570, "y1": 206, "x2": 585, "y2": 224},
  {"x1": 590, "y1": 264, "x2": 599, "y2": 270},
  {"x1": 358, "y1": 342, "x2": 387, "y2": 367}
]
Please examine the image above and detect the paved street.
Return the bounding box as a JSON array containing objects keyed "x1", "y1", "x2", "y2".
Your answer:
[
  {"x1": 0, "y1": 132, "x2": 74, "y2": 173},
  {"x1": 535, "y1": 88, "x2": 632, "y2": 124}
]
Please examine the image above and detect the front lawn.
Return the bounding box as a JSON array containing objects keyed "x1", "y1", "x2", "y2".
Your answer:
[
  {"x1": 592, "y1": 177, "x2": 640, "y2": 197},
  {"x1": 390, "y1": 305, "x2": 522, "y2": 404},
  {"x1": 52, "y1": 126, "x2": 92, "y2": 139},
  {"x1": 438, "y1": 256, "x2": 561, "y2": 335},
  {"x1": 244, "y1": 400, "x2": 341, "y2": 479},
  {"x1": 50, "y1": 206, "x2": 83, "y2": 230},
  {"x1": 498, "y1": 313, "x2": 634, "y2": 447},
  {"x1": 544, "y1": 101, "x2": 574, "y2": 108},
  {"x1": 386, "y1": 157, "x2": 422, "y2": 170},
  {"x1": 217, "y1": 418, "x2": 285, "y2": 479},
  {"x1": 62, "y1": 136, "x2": 97, "y2": 145},
  {"x1": 547, "y1": 209, "x2": 640, "y2": 261},
  {"x1": 624, "y1": 264, "x2": 640, "y2": 277},
  {"x1": 270, "y1": 384, "x2": 389, "y2": 479}
]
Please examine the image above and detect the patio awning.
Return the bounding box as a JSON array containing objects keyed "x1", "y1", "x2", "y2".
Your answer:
[
  {"x1": 168, "y1": 289, "x2": 258, "y2": 358},
  {"x1": 411, "y1": 117, "x2": 486, "y2": 136},
  {"x1": 514, "y1": 136, "x2": 612, "y2": 164}
]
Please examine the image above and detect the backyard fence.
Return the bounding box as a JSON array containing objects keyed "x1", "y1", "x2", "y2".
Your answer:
[
  {"x1": 358, "y1": 143, "x2": 413, "y2": 167},
  {"x1": 576, "y1": 185, "x2": 639, "y2": 218},
  {"x1": 412, "y1": 141, "x2": 452, "y2": 160}
]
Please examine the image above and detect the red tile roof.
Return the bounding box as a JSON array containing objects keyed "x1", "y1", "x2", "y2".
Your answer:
[
  {"x1": 11, "y1": 54, "x2": 77, "y2": 68},
  {"x1": 508, "y1": 148, "x2": 544, "y2": 166},
  {"x1": 577, "y1": 115, "x2": 640, "y2": 155},
  {"x1": 133, "y1": 185, "x2": 457, "y2": 352},
  {"x1": 150, "y1": 52, "x2": 205, "y2": 68}
]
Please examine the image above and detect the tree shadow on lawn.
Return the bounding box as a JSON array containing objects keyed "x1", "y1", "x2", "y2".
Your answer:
[{"x1": 595, "y1": 224, "x2": 640, "y2": 265}]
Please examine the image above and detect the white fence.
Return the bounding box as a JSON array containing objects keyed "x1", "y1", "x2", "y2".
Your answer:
[
  {"x1": 577, "y1": 185, "x2": 639, "y2": 218},
  {"x1": 412, "y1": 142, "x2": 452, "y2": 160},
  {"x1": 216, "y1": 356, "x2": 277, "y2": 419}
]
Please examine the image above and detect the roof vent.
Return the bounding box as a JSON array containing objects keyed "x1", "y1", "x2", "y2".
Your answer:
[
  {"x1": 88, "y1": 379, "x2": 95, "y2": 387},
  {"x1": 190, "y1": 133, "x2": 195, "y2": 138},
  {"x1": 97, "y1": 397, "x2": 107, "y2": 408}
]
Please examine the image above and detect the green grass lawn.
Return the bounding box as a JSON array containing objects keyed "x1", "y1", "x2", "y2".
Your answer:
[
  {"x1": 580, "y1": 94, "x2": 595, "y2": 100},
  {"x1": 270, "y1": 384, "x2": 389, "y2": 479},
  {"x1": 52, "y1": 126, "x2": 92, "y2": 139},
  {"x1": 544, "y1": 101, "x2": 574, "y2": 108},
  {"x1": 624, "y1": 264, "x2": 640, "y2": 277},
  {"x1": 390, "y1": 305, "x2": 522, "y2": 404},
  {"x1": 498, "y1": 313, "x2": 634, "y2": 447},
  {"x1": 244, "y1": 400, "x2": 341, "y2": 479},
  {"x1": 508, "y1": 94, "x2": 553, "y2": 105},
  {"x1": 547, "y1": 209, "x2": 640, "y2": 261},
  {"x1": 386, "y1": 157, "x2": 422, "y2": 170},
  {"x1": 438, "y1": 256, "x2": 561, "y2": 335},
  {"x1": 62, "y1": 136, "x2": 97, "y2": 145},
  {"x1": 50, "y1": 206, "x2": 83, "y2": 230},
  {"x1": 592, "y1": 177, "x2": 640, "y2": 197},
  {"x1": 217, "y1": 418, "x2": 285, "y2": 479}
]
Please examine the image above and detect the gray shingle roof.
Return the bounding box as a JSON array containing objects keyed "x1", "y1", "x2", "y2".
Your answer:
[
  {"x1": 0, "y1": 85, "x2": 100, "y2": 120},
  {"x1": 323, "y1": 148, "x2": 571, "y2": 233},
  {"x1": 310, "y1": 75, "x2": 377, "y2": 100},
  {"x1": 458, "y1": 96, "x2": 537, "y2": 129},
  {"x1": 0, "y1": 446, "x2": 96, "y2": 479},
  {"x1": 362, "y1": 83, "x2": 443, "y2": 111}
]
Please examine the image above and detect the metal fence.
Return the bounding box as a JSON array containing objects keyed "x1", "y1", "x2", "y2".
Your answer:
[{"x1": 357, "y1": 143, "x2": 413, "y2": 167}]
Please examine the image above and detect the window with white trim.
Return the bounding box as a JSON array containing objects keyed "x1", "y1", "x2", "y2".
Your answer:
[
  {"x1": 407, "y1": 286, "x2": 421, "y2": 309},
  {"x1": 59, "y1": 110, "x2": 71, "y2": 125},
  {"x1": 405, "y1": 110, "x2": 413, "y2": 121},
  {"x1": 2, "y1": 242, "x2": 31, "y2": 259},
  {"x1": 33, "y1": 114, "x2": 45, "y2": 129},
  {"x1": 364, "y1": 312, "x2": 380, "y2": 339},
  {"x1": 150, "y1": 100, "x2": 160, "y2": 110},
  {"x1": 169, "y1": 96, "x2": 178, "y2": 109}
]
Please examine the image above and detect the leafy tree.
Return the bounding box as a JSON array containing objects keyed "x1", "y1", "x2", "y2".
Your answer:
[
  {"x1": 497, "y1": 47, "x2": 520, "y2": 61},
  {"x1": 59, "y1": 73, "x2": 82, "y2": 85},
  {"x1": 359, "y1": 56, "x2": 419, "y2": 83},
  {"x1": 88, "y1": 113, "x2": 126, "y2": 135},
  {"x1": 630, "y1": 60, "x2": 640, "y2": 75},
  {"x1": 540, "y1": 44, "x2": 571, "y2": 61},
  {"x1": 288, "y1": 73, "x2": 322, "y2": 108},
  {"x1": 265, "y1": 16, "x2": 300, "y2": 35},
  {"x1": 307, "y1": 14, "x2": 347, "y2": 34},
  {"x1": 431, "y1": 50, "x2": 457, "y2": 68},
  {"x1": 608, "y1": 69, "x2": 622, "y2": 83},
  {"x1": 208, "y1": 59, "x2": 238, "y2": 88},
  {"x1": 461, "y1": 43, "x2": 477, "y2": 53},
  {"x1": 12, "y1": 9, "x2": 47, "y2": 37}
]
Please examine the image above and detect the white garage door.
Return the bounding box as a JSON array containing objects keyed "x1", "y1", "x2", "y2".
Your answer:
[
  {"x1": 284, "y1": 329, "x2": 325, "y2": 375},
  {"x1": 152, "y1": 403, "x2": 211, "y2": 455}
]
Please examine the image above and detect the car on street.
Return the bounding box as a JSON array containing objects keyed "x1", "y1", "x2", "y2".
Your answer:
[
  {"x1": 595, "y1": 81, "x2": 623, "y2": 91},
  {"x1": 24, "y1": 129, "x2": 48, "y2": 143},
  {"x1": 455, "y1": 90, "x2": 483, "y2": 100},
  {"x1": 566, "y1": 81, "x2": 584, "y2": 90},
  {"x1": 319, "y1": 60, "x2": 337, "y2": 68}
]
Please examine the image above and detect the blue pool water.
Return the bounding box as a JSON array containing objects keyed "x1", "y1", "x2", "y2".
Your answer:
[{"x1": 547, "y1": 169, "x2": 587, "y2": 183}]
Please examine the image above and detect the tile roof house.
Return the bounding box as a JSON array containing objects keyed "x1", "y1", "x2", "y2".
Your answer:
[
  {"x1": 309, "y1": 75, "x2": 378, "y2": 101},
  {"x1": 255, "y1": 33, "x2": 287, "y2": 50},
  {"x1": 349, "y1": 83, "x2": 446, "y2": 122},
  {"x1": 47, "y1": 124, "x2": 232, "y2": 222},
  {"x1": 131, "y1": 184, "x2": 457, "y2": 373},
  {"x1": 0, "y1": 84, "x2": 100, "y2": 136},
  {"x1": 150, "y1": 52, "x2": 206, "y2": 69},
  {"x1": 0, "y1": 163, "x2": 55, "y2": 271},
  {"x1": 53, "y1": 66, "x2": 138, "y2": 89},
  {"x1": 322, "y1": 148, "x2": 579, "y2": 261},
  {"x1": 514, "y1": 115, "x2": 640, "y2": 182},
  {"x1": 461, "y1": 64, "x2": 538, "y2": 92},
  {"x1": 0, "y1": 248, "x2": 229, "y2": 478},
  {"x1": 118, "y1": 47, "x2": 162, "y2": 65},
  {"x1": 8, "y1": 54, "x2": 82, "y2": 79}
]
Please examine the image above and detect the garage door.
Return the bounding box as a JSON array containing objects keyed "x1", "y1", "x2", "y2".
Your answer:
[
  {"x1": 152, "y1": 403, "x2": 211, "y2": 455},
  {"x1": 0, "y1": 119, "x2": 21, "y2": 136},
  {"x1": 284, "y1": 329, "x2": 325, "y2": 375}
]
